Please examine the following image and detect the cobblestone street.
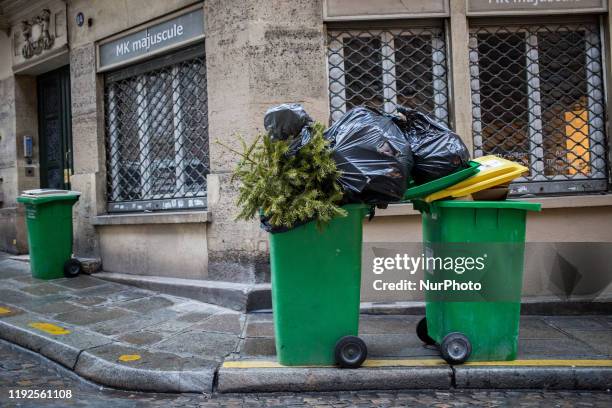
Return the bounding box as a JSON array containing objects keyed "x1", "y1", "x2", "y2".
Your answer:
[{"x1": 0, "y1": 340, "x2": 610, "y2": 407}]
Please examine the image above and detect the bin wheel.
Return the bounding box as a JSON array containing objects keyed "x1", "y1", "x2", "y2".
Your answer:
[
  {"x1": 334, "y1": 336, "x2": 367, "y2": 368},
  {"x1": 63, "y1": 259, "x2": 82, "y2": 278},
  {"x1": 416, "y1": 317, "x2": 436, "y2": 345},
  {"x1": 440, "y1": 332, "x2": 471, "y2": 364}
]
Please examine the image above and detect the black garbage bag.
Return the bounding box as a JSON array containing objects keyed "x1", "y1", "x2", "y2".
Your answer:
[
  {"x1": 396, "y1": 106, "x2": 470, "y2": 184},
  {"x1": 264, "y1": 103, "x2": 313, "y2": 155},
  {"x1": 324, "y1": 107, "x2": 413, "y2": 204}
]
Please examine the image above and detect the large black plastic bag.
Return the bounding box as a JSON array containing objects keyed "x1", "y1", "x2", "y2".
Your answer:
[
  {"x1": 264, "y1": 104, "x2": 313, "y2": 156},
  {"x1": 396, "y1": 106, "x2": 470, "y2": 184},
  {"x1": 324, "y1": 107, "x2": 413, "y2": 204}
]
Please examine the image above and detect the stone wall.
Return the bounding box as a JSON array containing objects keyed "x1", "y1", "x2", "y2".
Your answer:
[
  {"x1": 67, "y1": 0, "x2": 195, "y2": 49},
  {"x1": 204, "y1": 0, "x2": 329, "y2": 283},
  {"x1": 98, "y1": 223, "x2": 208, "y2": 279}
]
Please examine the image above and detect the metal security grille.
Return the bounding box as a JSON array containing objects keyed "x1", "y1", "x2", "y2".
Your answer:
[
  {"x1": 104, "y1": 46, "x2": 209, "y2": 212},
  {"x1": 469, "y1": 20, "x2": 608, "y2": 195},
  {"x1": 327, "y1": 24, "x2": 449, "y2": 124}
]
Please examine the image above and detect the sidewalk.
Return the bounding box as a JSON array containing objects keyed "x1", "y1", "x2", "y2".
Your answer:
[
  {"x1": 221, "y1": 312, "x2": 612, "y2": 392},
  {"x1": 0, "y1": 254, "x2": 236, "y2": 392},
  {"x1": 1, "y1": 253, "x2": 611, "y2": 393}
]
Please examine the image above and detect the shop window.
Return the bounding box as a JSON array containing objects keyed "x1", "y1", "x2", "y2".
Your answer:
[
  {"x1": 104, "y1": 46, "x2": 209, "y2": 212},
  {"x1": 469, "y1": 21, "x2": 608, "y2": 194},
  {"x1": 327, "y1": 25, "x2": 449, "y2": 124}
]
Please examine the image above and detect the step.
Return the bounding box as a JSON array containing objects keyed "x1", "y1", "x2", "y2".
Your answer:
[{"x1": 94, "y1": 272, "x2": 271, "y2": 312}]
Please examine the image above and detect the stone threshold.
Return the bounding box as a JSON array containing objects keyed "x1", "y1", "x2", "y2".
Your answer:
[{"x1": 94, "y1": 272, "x2": 271, "y2": 312}]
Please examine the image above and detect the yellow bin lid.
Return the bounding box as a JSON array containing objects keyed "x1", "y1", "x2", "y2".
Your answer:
[{"x1": 423, "y1": 155, "x2": 528, "y2": 202}]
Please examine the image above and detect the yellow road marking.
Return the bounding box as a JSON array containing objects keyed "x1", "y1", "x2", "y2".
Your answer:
[
  {"x1": 29, "y1": 322, "x2": 71, "y2": 335},
  {"x1": 464, "y1": 359, "x2": 612, "y2": 367},
  {"x1": 118, "y1": 354, "x2": 141, "y2": 362},
  {"x1": 223, "y1": 359, "x2": 612, "y2": 369},
  {"x1": 224, "y1": 361, "x2": 292, "y2": 368},
  {"x1": 222, "y1": 360, "x2": 445, "y2": 369},
  {"x1": 363, "y1": 359, "x2": 447, "y2": 367},
  {"x1": 0, "y1": 307, "x2": 12, "y2": 315}
]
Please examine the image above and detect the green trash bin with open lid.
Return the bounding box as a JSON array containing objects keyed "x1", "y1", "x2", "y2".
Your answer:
[
  {"x1": 17, "y1": 189, "x2": 81, "y2": 280},
  {"x1": 413, "y1": 200, "x2": 541, "y2": 363}
]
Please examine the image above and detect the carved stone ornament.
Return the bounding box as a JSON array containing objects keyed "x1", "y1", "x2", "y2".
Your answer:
[{"x1": 21, "y1": 9, "x2": 54, "y2": 59}]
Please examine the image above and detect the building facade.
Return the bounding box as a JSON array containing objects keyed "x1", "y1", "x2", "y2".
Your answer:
[{"x1": 0, "y1": 0, "x2": 611, "y2": 304}]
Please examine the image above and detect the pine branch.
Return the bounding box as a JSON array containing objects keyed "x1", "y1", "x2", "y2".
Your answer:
[{"x1": 217, "y1": 122, "x2": 347, "y2": 230}]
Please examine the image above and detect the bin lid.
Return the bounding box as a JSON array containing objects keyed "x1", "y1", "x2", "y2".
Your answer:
[
  {"x1": 17, "y1": 189, "x2": 81, "y2": 205},
  {"x1": 423, "y1": 156, "x2": 528, "y2": 203},
  {"x1": 402, "y1": 161, "x2": 480, "y2": 201},
  {"x1": 21, "y1": 189, "x2": 78, "y2": 196},
  {"x1": 429, "y1": 200, "x2": 541, "y2": 212}
]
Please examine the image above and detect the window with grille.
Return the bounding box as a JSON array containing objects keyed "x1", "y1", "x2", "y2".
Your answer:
[
  {"x1": 104, "y1": 46, "x2": 209, "y2": 212},
  {"x1": 469, "y1": 20, "x2": 608, "y2": 195},
  {"x1": 327, "y1": 24, "x2": 449, "y2": 124}
]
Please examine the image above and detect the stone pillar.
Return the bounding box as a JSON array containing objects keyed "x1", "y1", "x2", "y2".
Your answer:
[
  {"x1": 13, "y1": 76, "x2": 39, "y2": 254},
  {"x1": 0, "y1": 77, "x2": 17, "y2": 205},
  {"x1": 14, "y1": 76, "x2": 39, "y2": 194},
  {"x1": 70, "y1": 44, "x2": 106, "y2": 257},
  {"x1": 448, "y1": 0, "x2": 473, "y2": 151},
  {"x1": 0, "y1": 76, "x2": 19, "y2": 253},
  {"x1": 205, "y1": 0, "x2": 329, "y2": 283},
  {"x1": 0, "y1": 73, "x2": 39, "y2": 254}
]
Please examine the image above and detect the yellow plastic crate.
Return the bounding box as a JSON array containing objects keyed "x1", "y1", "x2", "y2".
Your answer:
[{"x1": 423, "y1": 156, "x2": 528, "y2": 203}]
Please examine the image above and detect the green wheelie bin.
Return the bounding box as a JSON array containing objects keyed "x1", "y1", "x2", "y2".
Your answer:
[
  {"x1": 17, "y1": 189, "x2": 82, "y2": 280},
  {"x1": 414, "y1": 200, "x2": 541, "y2": 363},
  {"x1": 269, "y1": 203, "x2": 369, "y2": 367}
]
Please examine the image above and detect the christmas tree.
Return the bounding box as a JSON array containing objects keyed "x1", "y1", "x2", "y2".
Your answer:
[{"x1": 219, "y1": 122, "x2": 346, "y2": 231}]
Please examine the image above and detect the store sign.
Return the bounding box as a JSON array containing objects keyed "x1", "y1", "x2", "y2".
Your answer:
[
  {"x1": 466, "y1": 0, "x2": 607, "y2": 16},
  {"x1": 323, "y1": 0, "x2": 449, "y2": 21},
  {"x1": 98, "y1": 7, "x2": 204, "y2": 71}
]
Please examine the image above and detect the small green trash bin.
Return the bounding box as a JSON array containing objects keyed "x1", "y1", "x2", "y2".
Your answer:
[
  {"x1": 415, "y1": 200, "x2": 541, "y2": 363},
  {"x1": 269, "y1": 203, "x2": 368, "y2": 366},
  {"x1": 17, "y1": 189, "x2": 81, "y2": 280}
]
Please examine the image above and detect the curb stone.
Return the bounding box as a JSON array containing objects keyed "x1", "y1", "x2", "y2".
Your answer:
[
  {"x1": 74, "y1": 350, "x2": 213, "y2": 393},
  {"x1": 216, "y1": 363, "x2": 612, "y2": 393},
  {"x1": 453, "y1": 366, "x2": 612, "y2": 390},
  {"x1": 217, "y1": 366, "x2": 453, "y2": 392}
]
